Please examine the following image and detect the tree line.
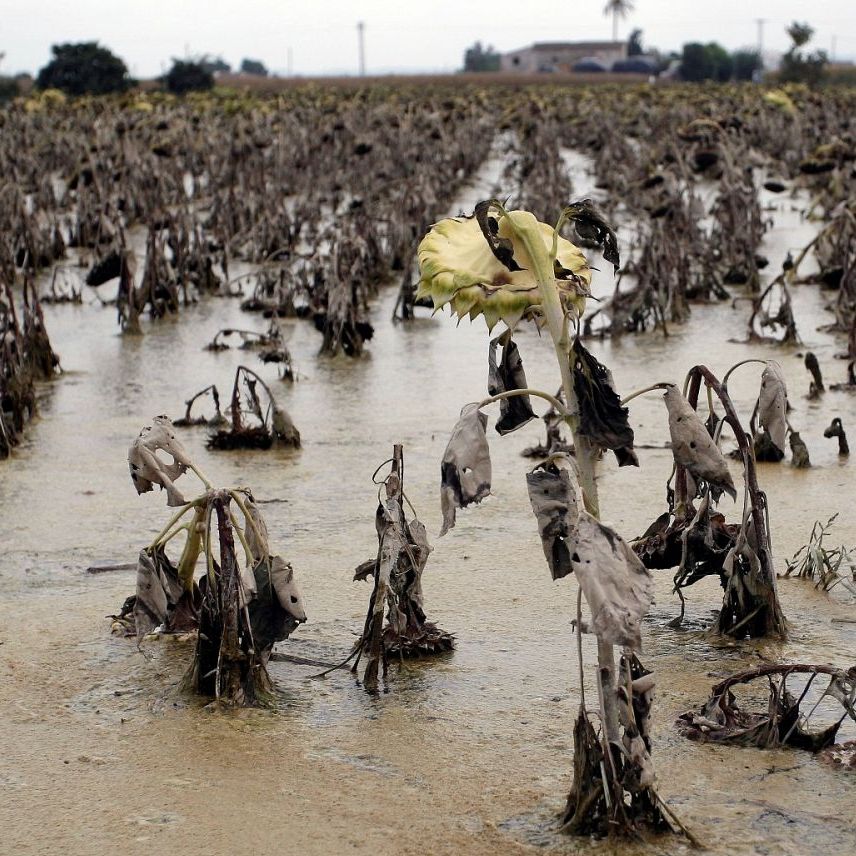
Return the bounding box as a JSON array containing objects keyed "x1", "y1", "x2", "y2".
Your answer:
[
  {"x1": 1, "y1": 42, "x2": 272, "y2": 99},
  {"x1": 463, "y1": 20, "x2": 829, "y2": 84}
]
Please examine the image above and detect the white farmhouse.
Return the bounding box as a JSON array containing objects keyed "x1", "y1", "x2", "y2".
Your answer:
[{"x1": 500, "y1": 41, "x2": 627, "y2": 73}]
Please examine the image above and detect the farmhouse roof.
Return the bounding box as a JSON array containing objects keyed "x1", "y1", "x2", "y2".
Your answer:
[{"x1": 520, "y1": 41, "x2": 624, "y2": 52}]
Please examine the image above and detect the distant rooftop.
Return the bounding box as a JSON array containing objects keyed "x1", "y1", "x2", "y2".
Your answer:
[
  {"x1": 528, "y1": 41, "x2": 624, "y2": 51},
  {"x1": 501, "y1": 40, "x2": 627, "y2": 73}
]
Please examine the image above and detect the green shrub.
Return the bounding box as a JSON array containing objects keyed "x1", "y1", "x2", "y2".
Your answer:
[
  {"x1": 36, "y1": 42, "x2": 134, "y2": 95},
  {"x1": 163, "y1": 60, "x2": 214, "y2": 95}
]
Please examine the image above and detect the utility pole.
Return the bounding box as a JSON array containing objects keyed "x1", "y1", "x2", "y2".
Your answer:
[
  {"x1": 357, "y1": 21, "x2": 366, "y2": 76},
  {"x1": 755, "y1": 18, "x2": 765, "y2": 65}
]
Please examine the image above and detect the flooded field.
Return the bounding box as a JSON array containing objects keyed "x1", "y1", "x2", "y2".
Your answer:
[{"x1": 2, "y1": 86, "x2": 856, "y2": 855}]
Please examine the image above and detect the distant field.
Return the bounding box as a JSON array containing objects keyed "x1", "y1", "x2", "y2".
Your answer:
[{"x1": 209, "y1": 70, "x2": 652, "y2": 90}]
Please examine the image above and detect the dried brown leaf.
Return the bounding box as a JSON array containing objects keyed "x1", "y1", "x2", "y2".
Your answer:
[
  {"x1": 572, "y1": 512, "x2": 654, "y2": 650},
  {"x1": 526, "y1": 458, "x2": 579, "y2": 580},
  {"x1": 664, "y1": 386, "x2": 736, "y2": 502},
  {"x1": 488, "y1": 333, "x2": 535, "y2": 435},
  {"x1": 439, "y1": 404, "x2": 491, "y2": 535},
  {"x1": 128, "y1": 415, "x2": 192, "y2": 507},
  {"x1": 758, "y1": 361, "x2": 788, "y2": 454}
]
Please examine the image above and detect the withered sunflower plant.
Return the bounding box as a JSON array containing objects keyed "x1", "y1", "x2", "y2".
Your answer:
[
  {"x1": 120, "y1": 415, "x2": 306, "y2": 707},
  {"x1": 420, "y1": 200, "x2": 790, "y2": 838},
  {"x1": 418, "y1": 199, "x2": 694, "y2": 839}
]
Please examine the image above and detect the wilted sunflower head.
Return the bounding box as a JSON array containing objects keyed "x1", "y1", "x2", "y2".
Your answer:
[{"x1": 417, "y1": 201, "x2": 592, "y2": 331}]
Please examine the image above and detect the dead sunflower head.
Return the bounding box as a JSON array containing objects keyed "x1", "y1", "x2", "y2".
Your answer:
[{"x1": 416, "y1": 201, "x2": 592, "y2": 331}]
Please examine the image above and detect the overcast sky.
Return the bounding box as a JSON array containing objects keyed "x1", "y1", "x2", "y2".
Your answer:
[{"x1": 3, "y1": 1, "x2": 855, "y2": 78}]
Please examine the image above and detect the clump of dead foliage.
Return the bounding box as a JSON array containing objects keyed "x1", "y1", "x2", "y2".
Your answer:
[
  {"x1": 117, "y1": 415, "x2": 306, "y2": 706},
  {"x1": 346, "y1": 446, "x2": 453, "y2": 692},
  {"x1": 679, "y1": 663, "x2": 856, "y2": 752}
]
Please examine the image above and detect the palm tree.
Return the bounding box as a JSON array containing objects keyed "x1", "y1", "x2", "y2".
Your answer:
[{"x1": 603, "y1": 0, "x2": 635, "y2": 43}]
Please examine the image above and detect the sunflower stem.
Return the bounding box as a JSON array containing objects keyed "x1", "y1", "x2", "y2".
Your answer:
[
  {"x1": 177, "y1": 506, "x2": 206, "y2": 590},
  {"x1": 502, "y1": 210, "x2": 618, "y2": 748},
  {"x1": 620, "y1": 382, "x2": 674, "y2": 405},
  {"x1": 722, "y1": 358, "x2": 769, "y2": 389},
  {"x1": 478, "y1": 388, "x2": 570, "y2": 416},
  {"x1": 502, "y1": 211, "x2": 599, "y2": 517}
]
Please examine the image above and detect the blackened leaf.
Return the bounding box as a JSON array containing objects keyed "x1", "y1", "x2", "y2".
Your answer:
[
  {"x1": 248, "y1": 556, "x2": 306, "y2": 654},
  {"x1": 572, "y1": 339, "x2": 637, "y2": 467},
  {"x1": 85, "y1": 250, "x2": 122, "y2": 286},
  {"x1": 804, "y1": 352, "x2": 824, "y2": 392},
  {"x1": 133, "y1": 547, "x2": 184, "y2": 639},
  {"x1": 488, "y1": 333, "x2": 535, "y2": 435},
  {"x1": 613, "y1": 446, "x2": 640, "y2": 467},
  {"x1": 474, "y1": 199, "x2": 523, "y2": 273},
  {"x1": 526, "y1": 459, "x2": 579, "y2": 580},
  {"x1": 554, "y1": 258, "x2": 583, "y2": 282},
  {"x1": 440, "y1": 403, "x2": 491, "y2": 535},
  {"x1": 562, "y1": 199, "x2": 620, "y2": 273}
]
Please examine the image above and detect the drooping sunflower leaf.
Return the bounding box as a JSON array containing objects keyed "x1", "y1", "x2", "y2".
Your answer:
[
  {"x1": 562, "y1": 199, "x2": 620, "y2": 273},
  {"x1": 247, "y1": 556, "x2": 306, "y2": 655},
  {"x1": 85, "y1": 250, "x2": 122, "y2": 286},
  {"x1": 571, "y1": 512, "x2": 654, "y2": 650},
  {"x1": 133, "y1": 547, "x2": 185, "y2": 639},
  {"x1": 526, "y1": 458, "x2": 579, "y2": 580},
  {"x1": 663, "y1": 385, "x2": 736, "y2": 502},
  {"x1": 488, "y1": 332, "x2": 535, "y2": 435},
  {"x1": 474, "y1": 199, "x2": 523, "y2": 273},
  {"x1": 757, "y1": 361, "x2": 788, "y2": 454},
  {"x1": 128, "y1": 415, "x2": 192, "y2": 507},
  {"x1": 439, "y1": 403, "x2": 492, "y2": 535},
  {"x1": 804, "y1": 352, "x2": 824, "y2": 393},
  {"x1": 572, "y1": 339, "x2": 637, "y2": 467}
]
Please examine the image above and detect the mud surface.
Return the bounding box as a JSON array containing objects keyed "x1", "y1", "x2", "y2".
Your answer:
[{"x1": 2, "y1": 156, "x2": 855, "y2": 856}]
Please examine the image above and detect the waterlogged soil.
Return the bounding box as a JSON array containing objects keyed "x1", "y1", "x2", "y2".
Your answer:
[{"x1": 2, "y1": 158, "x2": 855, "y2": 856}]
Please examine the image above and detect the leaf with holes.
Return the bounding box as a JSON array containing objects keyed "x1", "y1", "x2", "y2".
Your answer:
[
  {"x1": 128, "y1": 415, "x2": 192, "y2": 507},
  {"x1": 440, "y1": 403, "x2": 492, "y2": 535},
  {"x1": 526, "y1": 457, "x2": 580, "y2": 580}
]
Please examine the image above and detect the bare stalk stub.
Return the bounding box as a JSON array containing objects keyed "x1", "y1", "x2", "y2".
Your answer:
[{"x1": 354, "y1": 447, "x2": 453, "y2": 693}]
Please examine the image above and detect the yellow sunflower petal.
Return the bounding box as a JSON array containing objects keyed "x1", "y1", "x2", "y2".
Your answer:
[{"x1": 417, "y1": 208, "x2": 591, "y2": 330}]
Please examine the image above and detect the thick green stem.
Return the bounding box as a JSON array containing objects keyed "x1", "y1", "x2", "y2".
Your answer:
[
  {"x1": 228, "y1": 490, "x2": 267, "y2": 555},
  {"x1": 620, "y1": 382, "x2": 673, "y2": 406},
  {"x1": 722, "y1": 358, "x2": 768, "y2": 389},
  {"x1": 148, "y1": 502, "x2": 194, "y2": 550},
  {"x1": 229, "y1": 510, "x2": 254, "y2": 566},
  {"x1": 177, "y1": 506, "x2": 206, "y2": 590},
  {"x1": 189, "y1": 462, "x2": 214, "y2": 490}
]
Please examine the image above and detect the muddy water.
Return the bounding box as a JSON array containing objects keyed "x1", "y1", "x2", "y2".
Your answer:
[{"x1": 1, "y1": 157, "x2": 855, "y2": 856}]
